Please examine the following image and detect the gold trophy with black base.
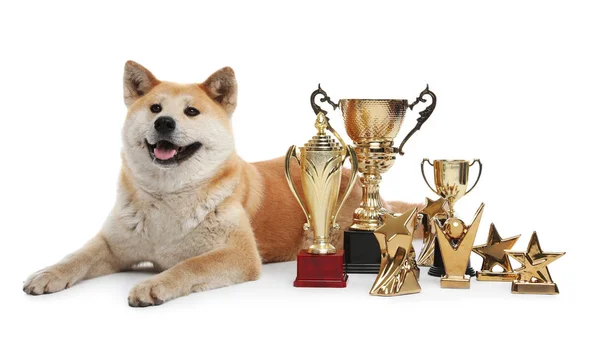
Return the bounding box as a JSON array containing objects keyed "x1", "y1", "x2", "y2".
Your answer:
[
  {"x1": 421, "y1": 159, "x2": 482, "y2": 277},
  {"x1": 331, "y1": 86, "x2": 437, "y2": 274}
]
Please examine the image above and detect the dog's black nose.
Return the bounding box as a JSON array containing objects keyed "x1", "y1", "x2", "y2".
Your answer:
[{"x1": 154, "y1": 116, "x2": 176, "y2": 134}]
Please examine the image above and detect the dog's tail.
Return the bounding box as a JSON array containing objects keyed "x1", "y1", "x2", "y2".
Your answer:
[{"x1": 385, "y1": 200, "x2": 425, "y2": 239}]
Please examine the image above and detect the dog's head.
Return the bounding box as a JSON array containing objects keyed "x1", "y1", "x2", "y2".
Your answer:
[{"x1": 121, "y1": 61, "x2": 237, "y2": 192}]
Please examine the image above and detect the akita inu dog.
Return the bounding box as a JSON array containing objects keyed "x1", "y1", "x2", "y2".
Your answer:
[{"x1": 23, "y1": 61, "x2": 417, "y2": 307}]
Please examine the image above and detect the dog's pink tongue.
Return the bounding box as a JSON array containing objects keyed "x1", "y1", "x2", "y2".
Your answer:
[{"x1": 154, "y1": 147, "x2": 177, "y2": 160}]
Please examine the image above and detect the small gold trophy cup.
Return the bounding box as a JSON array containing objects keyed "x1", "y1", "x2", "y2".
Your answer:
[
  {"x1": 421, "y1": 159, "x2": 482, "y2": 277},
  {"x1": 333, "y1": 86, "x2": 437, "y2": 273},
  {"x1": 421, "y1": 159, "x2": 482, "y2": 217},
  {"x1": 286, "y1": 86, "x2": 358, "y2": 287}
]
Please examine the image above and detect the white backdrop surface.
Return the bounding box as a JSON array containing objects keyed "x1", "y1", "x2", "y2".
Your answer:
[{"x1": 1, "y1": 1, "x2": 598, "y2": 343}]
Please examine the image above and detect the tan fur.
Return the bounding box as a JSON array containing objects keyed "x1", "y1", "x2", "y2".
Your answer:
[{"x1": 23, "y1": 61, "x2": 416, "y2": 307}]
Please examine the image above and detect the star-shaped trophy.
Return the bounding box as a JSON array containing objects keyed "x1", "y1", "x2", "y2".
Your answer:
[
  {"x1": 506, "y1": 231, "x2": 565, "y2": 294},
  {"x1": 370, "y1": 208, "x2": 421, "y2": 296},
  {"x1": 472, "y1": 223, "x2": 520, "y2": 281},
  {"x1": 417, "y1": 197, "x2": 449, "y2": 266}
]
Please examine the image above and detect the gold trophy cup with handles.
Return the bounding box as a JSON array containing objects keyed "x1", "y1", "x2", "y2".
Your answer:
[
  {"x1": 421, "y1": 159, "x2": 482, "y2": 217},
  {"x1": 326, "y1": 85, "x2": 437, "y2": 274},
  {"x1": 421, "y1": 159, "x2": 482, "y2": 277},
  {"x1": 339, "y1": 86, "x2": 437, "y2": 231}
]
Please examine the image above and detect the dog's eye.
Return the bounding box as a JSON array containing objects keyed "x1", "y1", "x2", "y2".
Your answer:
[
  {"x1": 184, "y1": 107, "x2": 200, "y2": 117},
  {"x1": 150, "y1": 104, "x2": 162, "y2": 113}
]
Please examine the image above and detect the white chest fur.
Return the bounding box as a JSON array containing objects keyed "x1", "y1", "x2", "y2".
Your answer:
[{"x1": 103, "y1": 179, "x2": 239, "y2": 270}]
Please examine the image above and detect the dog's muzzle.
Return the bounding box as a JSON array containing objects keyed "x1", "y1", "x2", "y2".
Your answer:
[{"x1": 145, "y1": 139, "x2": 202, "y2": 166}]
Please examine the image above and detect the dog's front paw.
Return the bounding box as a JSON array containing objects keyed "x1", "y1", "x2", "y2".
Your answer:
[
  {"x1": 23, "y1": 268, "x2": 75, "y2": 295},
  {"x1": 128, "y1": 279, "x2": 176, "y2": 307}
]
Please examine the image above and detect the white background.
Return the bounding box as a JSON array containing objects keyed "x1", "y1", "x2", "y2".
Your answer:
[{"x1": 1, "y1": 0, "x2": 598, "y2": 343}]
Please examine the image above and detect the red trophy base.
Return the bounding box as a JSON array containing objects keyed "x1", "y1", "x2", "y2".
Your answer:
[{"x1": 293, "y1": 250, "x2": 348, "y2": 288}]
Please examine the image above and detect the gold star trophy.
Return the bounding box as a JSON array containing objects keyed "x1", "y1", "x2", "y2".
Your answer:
[
  {"x1": 506, "y1": 231, "x2": 565, "y2": 294},
  {"x1": 370, "y1": 208, "x2": 421, "y2": 296},
  {"x1": 432, "y1": 203, "x2": 485, "y2": 288},
  {"x1": 472, "y1": 223, "x2": 520, "y2": 281},
  {"x1": 421, "y1": 159, "x2": 482, "y2": 277},
  {"x1": 417, "y1": 197, "x2": 449, "y2": 266}
]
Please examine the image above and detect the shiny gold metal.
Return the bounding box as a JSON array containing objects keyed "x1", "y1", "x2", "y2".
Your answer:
[
  {"x1": 340, "y1": 100, "x2": 405, "y2": 231},
  {"x1": 370, "y1": 208, "x2": 421, "y2": 296},
  {"x1": 285, "y1": 111, "x2": 358, "y2": 254},
  {"x1": 506, "y1": 232, "x2": 565, "y2": 294},
  {"x1": 421, "y1": 159, "x2": 482, "y2": 217},
  {"x1": 433, "y1": 203, "x2": 485, "y2": 288},
  {"x1": 417, "y1": 197, "x2": 450, "y2": 266},
  {"x1": 340, "y1": 99, "x2": 408, "y2": 144},
  {"x1": 472, "y1": 223, "x2": 520, "y2": 281},
  {"x1": 338, "y1": 87, "x2": 436, "y2": 231},
  {"x1": 408, "y1": 245, "x2": 420, "y2": 280}
]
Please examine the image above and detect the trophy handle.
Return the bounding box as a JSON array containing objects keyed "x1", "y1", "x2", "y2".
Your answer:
[
  {"x1": 284, "y1": 145, "x2": 311, "y2": 228},
  {"x1": 398, "y1": 85, "x2": 437, "y2": 156},
  {"x1": 465, "y1": 159, "x2": 482, "y2": 195},
  {"x1": 311, "y1": 84, "x2": 338, "y2": 116},
  {"x1": 311, "y1": 84, "x2": 346, "y2": 145},
  {"x1": 332, "y1": 145, "x2": 359, "y2": 225},
  {"x1": 421, "y1": 158, "x2": 437, "y2": 194}
]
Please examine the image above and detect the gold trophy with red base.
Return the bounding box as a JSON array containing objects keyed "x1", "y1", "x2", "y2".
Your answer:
[{"x1": 285, "y1": 86, "x2": 358, "y2": 287}]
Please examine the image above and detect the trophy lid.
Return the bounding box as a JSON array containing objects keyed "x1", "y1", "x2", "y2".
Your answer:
[{"x1": 304, "y1": 112, "x2": 343, "y2": 152}]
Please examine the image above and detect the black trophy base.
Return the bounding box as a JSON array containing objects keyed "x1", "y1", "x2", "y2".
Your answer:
[
  {"x1": 428, "y1": 237, "x2": 477, "y2": 277},
  {"x1": 343, "y1": 229, "x2": 381, "y2": 274}
]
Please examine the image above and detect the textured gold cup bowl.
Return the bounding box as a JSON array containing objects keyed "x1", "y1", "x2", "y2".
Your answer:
[
  {"x1": 334, "y1": 87, "x2": 436, "y2": 231},
  {"x1": 339, "y1": 99, "x2": 409, "y2": 143},
  {"x1": 338, "y1": 99, "x2": 415, "y2": 231}
]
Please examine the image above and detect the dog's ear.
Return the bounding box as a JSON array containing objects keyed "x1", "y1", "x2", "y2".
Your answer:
[
  {"x1": 200, "y1": 67, "x2": 238, "y2": 115},
  {"x1": 123, "y1": 61, "x2": 160, "y2": 107}
]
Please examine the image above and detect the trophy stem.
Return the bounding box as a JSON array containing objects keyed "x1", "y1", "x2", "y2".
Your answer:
[
  {"x1": 448, "y1": 208, "x2": 456, "y2": 218},
  {"x1": 308, "y1": 236, "x2": 337, "y2": 255},
  {"x1": 350, "y1": 172, "x2": 385, "y2": 231},
  {"x1": 447, "y1": 197, "x2": 457, "y2": 217}
]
